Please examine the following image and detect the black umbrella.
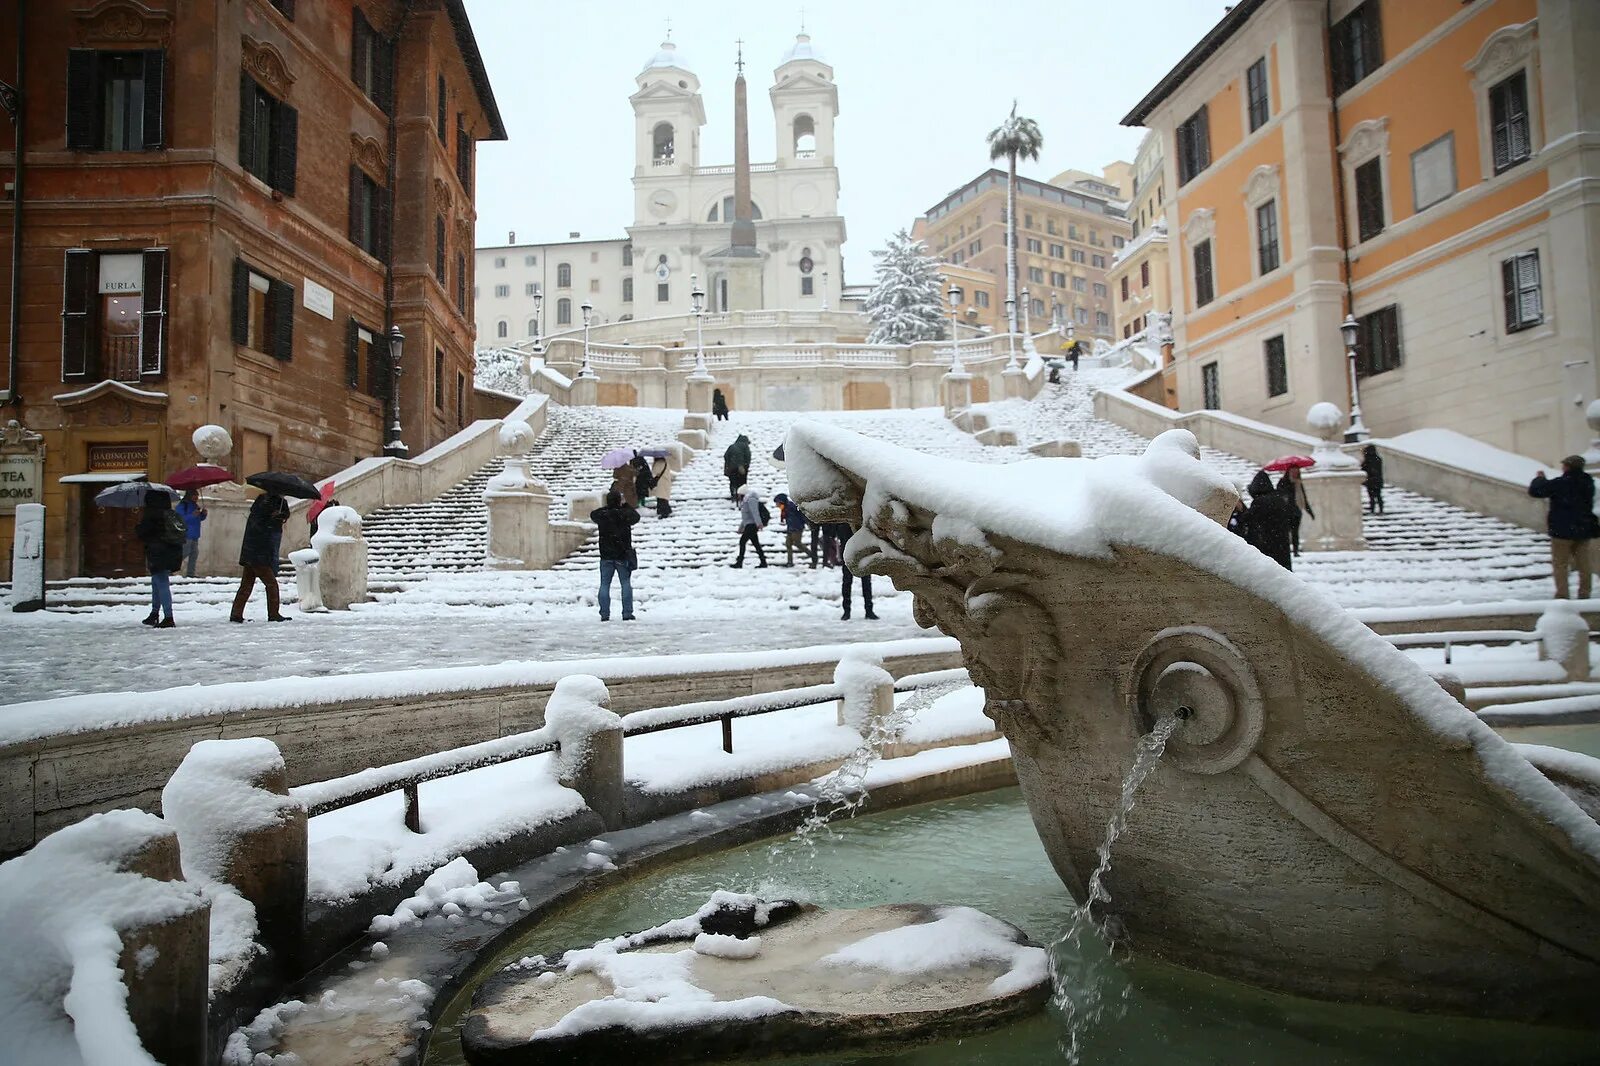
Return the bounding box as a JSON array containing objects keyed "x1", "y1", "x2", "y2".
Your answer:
[
  {"x1": 771, "y1": 443, "x2": 785, "y2": 471},
  {"x1": 246, "y1": 471, "x2": 321, "y2": 499}
]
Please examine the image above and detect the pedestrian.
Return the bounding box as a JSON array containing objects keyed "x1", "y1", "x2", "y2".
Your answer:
[
  {"x1": 590, "y1": 489, "x2": 639, "y2": 620},
  {"x1": 731, "y1": 485, "x2": 768, "y2": 568},
  {"x1": 1529, "y1": 456, "x2": 1598, "y2": 599},
  {"x1": 631, "y1": 452, "x2": 655, "y2": 501},
  {"x1": 773, "y1": 493, "x2": 814, "y2": 567},
  {"x1": 650, "y1": 456, "x2": 674, "y2": 519},
  {"x1": 806, "y1": 516, "x2": 821, "y2": 570},
  {"x1": 1227, "y1": 498, "x2": 1248, "y2": 539},
  {"x1": 135, "y1": 489, "x2": 185, "y2": 628},
  {"x1": 230, "y1": 490, "x2": 291, "y2": 622},
  {"x1": 1361, "y1": 445, "x2": 1385, "y2": 514},
  {"x1": 839, "y1": 526, "x2": 876, "y2": 621},
  {"x1": 1048, "y1": 361, "x2": 1061, "y2": 384},
  {"x1": 1068, "y1": 340, "x2": 1081, "y2": 372},
  {"x1": 712, "y1": 388, "x2": 730, "y2": 421},
  {"x1": 1243, "y1": 470, "x2": 1294, "y2": 570},
  {"x1": 1277, "y1": 467, "x2": 1315, "y2": 557},
  {"x1": 175, "y1": 488, "x2": 207, "y2": 578},
  {"x1": 724, "y1": 433, "x2": 752, "y2": 504},
  {"x1": 822, "y1": 520, "x2": 849, "y2": 568},
  {"x1": 611, "y1": 459, "x2": 639, "y2": 509}
]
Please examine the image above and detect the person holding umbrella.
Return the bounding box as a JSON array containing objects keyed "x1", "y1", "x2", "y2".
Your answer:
[
  {"x1": 135, "y1": 488, "x2": 186, "y2": 628},
  {"x1": 1243, "y1": 470, "x2": 1295, "y2": 570},
  {"x1": 230, "y1": 471, "x2": 315, "y2": 622},
  {"x1": 174, "y1": 490, "x2": 207, "y2": 577}
]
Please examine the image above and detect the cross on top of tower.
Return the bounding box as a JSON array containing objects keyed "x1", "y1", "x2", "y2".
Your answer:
[
  {"x1": 664, "y1": 17, "x2": 672, "y2": 41},
  {"x1": 735, "y1": 38, "x2": 744, "y2": 75}
]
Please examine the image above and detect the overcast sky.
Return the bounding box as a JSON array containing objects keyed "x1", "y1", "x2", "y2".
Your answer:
[{"x1": 464, "y1": 1, "x2": 1229, "y2": 282}]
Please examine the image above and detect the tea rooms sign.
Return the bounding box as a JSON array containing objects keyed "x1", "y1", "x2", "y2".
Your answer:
[{"x1": 0, "y1": 420, "x2": 44, "y2": 515}]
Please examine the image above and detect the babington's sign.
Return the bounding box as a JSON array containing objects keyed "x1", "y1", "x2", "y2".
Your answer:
[
  {"x1": 0, "y1": 454, "x2": 41, "y2": 513},
  {"x1": 87, "y1": 443, "x2": 149, "y2": 472}
]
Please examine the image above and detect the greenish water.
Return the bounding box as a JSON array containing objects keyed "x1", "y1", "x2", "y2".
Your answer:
[
  {"x1": 1495, "y1": 723, "x2": 1600, "y2": 759},
  {"x1": 426, "y1": 789, "x2": 1593, "y2": 1065}
]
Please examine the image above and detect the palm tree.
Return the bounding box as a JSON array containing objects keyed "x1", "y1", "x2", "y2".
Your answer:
[{"x1": 986, "y1": 102, "x2": 1044, "y2": 342}]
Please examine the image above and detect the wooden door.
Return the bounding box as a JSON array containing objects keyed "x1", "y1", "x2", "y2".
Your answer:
[
  {"x1": 81, "y1": 485, "x2": 143, "y2": 577},
  {"x1": 240, "y1": 429, "x2": 272, "y2": 486}
]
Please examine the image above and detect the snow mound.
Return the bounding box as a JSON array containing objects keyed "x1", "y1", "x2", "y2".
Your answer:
[{"x1": 821, "y1": 905, "x2": 1047, "y2": 996}]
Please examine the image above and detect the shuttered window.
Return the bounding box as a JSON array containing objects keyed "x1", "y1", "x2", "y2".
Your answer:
[
  {"x1": 1256, "y1": 200, "x2": 1280, "y2": 274},
  {"x1": 455, "y1": 114, "x2": 473, "y2": 187},
  {"x1": 1331, "y1": 1, "x2": 1382, "y2": 96},
  {"x1": 1502, "y1": 251, "x2": 1542, "y2": 334},
  {"x1": 455, "y1": 254, "x2": 467, "y2": 310},
  {"x1": 1489, "y1": 71, "x2": 1532, "y2": 174},
  {"x1": 1264, "y1": 335, "x2": 1288, "y2": 397},
  {"x1": 434, "y1": 349, "x2": 445, "y2": 408},
  {"x1": 1201, "y1": 362, "x2": 1220, "y2": 410},
  {"x1": 61, "y1": 250, "x2": 94, "y2": 380},
  {"x1": 1354, "y1": 159, "x2": 1384, "y2": 242},
  {"x1": 1192, "y1": 239, "x2": 1215, "y2": 308},
  {"x1": 436, "y1": 75, "x2": 448, "y2": 143},
  {"x1": 239, "y1": 75, "x2": 297, "y2": 194},
  {"x1": 231, "y1": 259, "x2": 294, "y2": 361},
  {"x1": 348, "y1": 166, "x2": 389, "y2": 260},
  {"x1": 1356, "y1": 305, "x2": 1402, "y2": 377},
  {"x1": 434, "y1": 216, "x2": 446, "y2": 281},
  {"x1": 1176, "y1": 106, "x2": 1210, "y2": 186},
  {"x1": 138, "y1": 249, "x2": 168, "y2": 376},
  {"x1": 1246, "y1": 57, "x2": 1270, "y2": 132},
  {"x1": 65, "y1": 49, "x2": 165, "y2": 151},
  {"x1": 351, "y1": 9, "x2": 395, "y2": 113}
]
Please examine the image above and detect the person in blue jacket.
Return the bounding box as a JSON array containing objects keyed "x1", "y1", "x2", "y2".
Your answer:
[
  {"x1": 773, "y1": 493, "x2": 814, "y2": 567},
  {"x1": 175, "y1": 489, "x2": 207, "y2": 577},
  {"x1": 1529, "y1": 456, "x2": 1597, "y2": 599}
]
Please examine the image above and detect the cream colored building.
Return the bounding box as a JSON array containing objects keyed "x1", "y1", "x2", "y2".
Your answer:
[
  {"x1": 1108, "y1": 131, "x2": 1171, "y2": 344},
  {"x1": 474, "y1": 236, "x2": 632, "y2": 344}
]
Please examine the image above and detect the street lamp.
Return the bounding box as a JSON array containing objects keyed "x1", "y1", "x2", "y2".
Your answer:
[
  {"x1": 690, "y1": 276, "x2": 708, "y2": 375},
  {"x1": 384, "y1": 324, "x2": 407, "y2": 458},
  {"x1": 821, "y1": 270, "x2": 830, "y2": 311},
  {"x1": 1003, "y1": 296, "x2": 1016, "y2": 365},
  {"x1": 578, "y1": 300, "x2": 596, "y2": 379},
  {"x1": 531, "y1": 285, "x2": 544, "y2": 350},
  {"x1": 1341, "y1": 314, "x2": 1369, "y2": 442},
  {"x1": 1020, "y1": 286, "x2": 1036, "y2": 357},
  {"x1": 947, "y1": 284, "x2": 965, "y2": 374}
]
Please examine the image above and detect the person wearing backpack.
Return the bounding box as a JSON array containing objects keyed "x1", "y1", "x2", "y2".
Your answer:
[
  {"x1": 135, "y1": 489, "x2": 185, "y2": 628},
  {"x1": 732, "y1": 486, "x2": 768, "y2": 568}
]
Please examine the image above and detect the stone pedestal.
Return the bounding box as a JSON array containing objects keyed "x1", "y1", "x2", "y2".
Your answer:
[
  {"x1": 677, "y1": 428, "x2": 708, "y2": 451},
  {"x1": 570, "y1": 372, "x2": 599, "y2": 406},
  {"x1": 722, "y1": 255, "x2": 765, "y2": 312},
  {"x1": 685, "y1": 371, "x2": 716, "y2": 417},
  {"x1": 1302, "y1": 401, "x2": 1365, "y2": 551},
  {"x1": 316, "y1": 517, "x2": 368, "y2": 610},
  {"x1": 486, "y1": 458, "x2": 557, "y2": 569},
  {"x1": 1002, "y1": 366, "x2": 1027, "y2": 400},
  {"x1": 544, "y1": 675, "x2": 626, "y2": 830},
  {"x1": 197, "y1": 482, "x2": 250, "y2": 578},
  {"x1": 682, "y1": 412, "x2": 712, "y2": 434},
  {"x1": 9, "y1": 502, "x2": 44, "y2": 612},
  {"x1": 943, "y1": 371, "x2": 973, "y2": 419}
]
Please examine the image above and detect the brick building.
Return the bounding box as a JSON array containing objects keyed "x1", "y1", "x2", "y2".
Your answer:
[{"x1": 0, "y1": 0, "x2": 504, "y2": 578}]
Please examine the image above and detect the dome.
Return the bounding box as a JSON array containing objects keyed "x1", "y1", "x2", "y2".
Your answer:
[
  {"x1": 642, "y1": 39, "x2": 690, "y2": 74},
  {"x1": 779, "y1": 32, "x2": 825, "y2": 66}
]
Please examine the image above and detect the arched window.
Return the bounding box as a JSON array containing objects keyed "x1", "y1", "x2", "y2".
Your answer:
[
  {"x1": 557, "y1": 263, "x2": 571, "y2": 288},
  {"x1": 496, "y1": 320, "x2": 508, "y2": 338},
  {"x1": 622, "y1": 277, "x2": 634, "y2": 302},
  {"x1": 557, "y1": 297, "x2": 572, "y2": 325},
  {"x1": 527, "y1": 319, "x2": 537, "y2": 337},
  {"x1": 652, "y1": 122, "x2": 675, "y2": 164},
  {"x1": 793, "y1": 114, "x2": 816, "y2": 158},
  {"x1": 707, "y1": 196, "x2": 763, "y2": 222}
]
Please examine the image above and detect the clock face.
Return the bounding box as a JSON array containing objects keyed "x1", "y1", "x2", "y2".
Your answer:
[{"x1": 649, "y1": 189, "x2": 677, "y2": 217}]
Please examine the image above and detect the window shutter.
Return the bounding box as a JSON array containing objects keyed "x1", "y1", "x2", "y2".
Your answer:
[
  {"x1": 1518, "y1": 253, "x2": 1542, "y2": 323},
  {"x1": 352, "y1": 10, "x2": 371, "y2": 84},
  {"x1": 231, "y1": 259, "x2": 251, "y2": 346},
  {"x1": 346, "y1": 317, "x2": 361, "y2": 388},
  {"x1": 374, "y1": 35, "x2": 396, "y2": 114},
  {"x1": 139, "y1": 249, "x2": 168, "y2": 376},
  {"x1": 1196, "y1": 105, "x2": 1210, "y2": 169},
  {"x1": 239, "y1": 75, "x2": 255, "y2": 172},
  {"x1": 434, "y1": 215, "x2": 446, "y2": 279},
  {"x1": 61, "y1": 249, "x2": 94, "y2": 379},
  {"x1": 367, "y1": 330, "x2": 387, "y2": 398},
  {"x1": 268, "y1": 279, "x2": 294, "y2": 361},
  {"x1": 376, "y1": 185, "x2": 392, "y2": 262},
  {"x1": 66, "y1": 50, "x2": 99, "y2": 150},
  {"x1": 272, "y1": 100, "x2": 298, "y2": 195},
  {"x1": 141, "y1": 50, "x2": 166, "y2": 149},
  {"x1": 348, "y1": 165, "x2": 363, "y2": 247}
]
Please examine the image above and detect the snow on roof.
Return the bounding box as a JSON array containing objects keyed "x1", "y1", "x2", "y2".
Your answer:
[
  {"x1": 784, "y1": 422, "x2": 1600, "y2": 866},
  {"x1": 643, "y1": 39, "x2": 691, "y2": 74},
  {"x1": 779, "y1": 32, "x2": 826, "y2": 66}
]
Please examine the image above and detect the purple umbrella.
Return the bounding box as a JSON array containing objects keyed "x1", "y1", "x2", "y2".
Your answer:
[{"x1": 600, "y1": 448, "x2": 635, "y2": 470}]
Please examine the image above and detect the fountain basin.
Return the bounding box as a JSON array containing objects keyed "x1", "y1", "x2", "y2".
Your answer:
[{"x1": 462, "y1": 896, "x2": 1048, "y2": 1064}]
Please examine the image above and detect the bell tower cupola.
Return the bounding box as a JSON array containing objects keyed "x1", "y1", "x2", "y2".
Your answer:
[
  {"x1": 771, "y1": 32, "x2": 838, "y2": 168},
  {"x1": 631, "y1": 39, "x2": 706, "y2": 177}
]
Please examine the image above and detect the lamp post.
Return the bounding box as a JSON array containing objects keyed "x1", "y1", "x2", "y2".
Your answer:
[
  {"x1": 578, "y1": 300, "x2": 596, "y2": 379},
  {"x1": 1341, "y1": 314, "x2": 1369, "y2": 442},
  {"x1": 531, "y1": 285, "x2": 544, "y2": 350},
  {"x1": 947, "y1": 284, "x2": 965, "y2": 374},
  {"x1": 691, "y1": 276, "x2": 708, "y2": 375},
  {"x1": 1003, "y1": 296, "x2": 1016, "y2": 365},
  {"x1": 821, "y1": 270, "x2": 829, "y2": 311},
  {"x1": 384, "y1": 325, "x2": 407, "y2": 458}
]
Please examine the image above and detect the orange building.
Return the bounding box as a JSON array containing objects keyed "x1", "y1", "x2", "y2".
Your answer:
[{"x1": 1124, "y1": 0, "x2": 1600, "y2": 462}]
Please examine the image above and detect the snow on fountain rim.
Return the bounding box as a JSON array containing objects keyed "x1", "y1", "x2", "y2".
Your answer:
[{"x1": 785, "y1": 421, "x2": 1600, "y2": 865}]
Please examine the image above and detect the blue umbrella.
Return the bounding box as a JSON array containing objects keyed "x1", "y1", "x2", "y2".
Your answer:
[{"x1": 94, "y1": 481, "x2": 178, "y2": 509}]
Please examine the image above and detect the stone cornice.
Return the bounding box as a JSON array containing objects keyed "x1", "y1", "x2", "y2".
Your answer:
[
  {"x1": 242, "y1": 36, "x2": 295, "y2": 99},
  {"x1": 76, "y1": 0, "x2": 172, "y2": 45}
]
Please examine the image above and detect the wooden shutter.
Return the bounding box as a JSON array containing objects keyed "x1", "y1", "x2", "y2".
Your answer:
[
  {"x1": 139, "y1": 249, "x2": 168, "y2": 376},
  {"x1": 434, "y1": 215, "x2": 446, "y2": 279},
  {"x1": 66, "y1": 50, "x2": 99, "y2": 150},
  {"x1": 346, "y1": 317, "x2": 361, "y2": 388},
  {"x1": 348, "y1": 165, "x2": 363, "y2": 248},
  {"x1": 351, "y1": 10, "x2": 371, "y2": 85},
  {"x1": 61, "y1": 250, "x2": 94, "y2": 379},
  {"x1": 367, "y1": 328, "x2": 387, "y2": 399},
  {"x1": 239, "y1": 74, "x2": 256, "y2": 174},
  {"x1": 1516, "y1": 253, "x2": 1541, "y2": 324},
  {"x1": 231, "y1": 259, "x2": 250, "y2": 345},
  {"x1": 271, "y1": 100, "x2": 298, "y2": 195},
  {"x1": 141, "y1": 50, "x2": 165, "y2": 149},
  {"x1": 374, "y1": 34, "x2": 396, "y2": 114},
  {"x1": 268, "y1": 279, "x2": 294, "y2": 361},
  {"x1": 1195, "y1": 105, "x2": 1210, "y2": 170},
  {"x1": 436, "y1": 75, "x2": 447, "y2": 142}
]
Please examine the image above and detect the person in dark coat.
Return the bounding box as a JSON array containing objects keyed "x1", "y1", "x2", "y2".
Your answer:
[
  {"x1": 630, "y1": 452, "x2": 655, "y2": 500},
  {"x1": 1067, "y1": 339, "x2": 1081, "y2": 371},
  {"x1": 1529, "y1": 456, "x2": 1597, "y2": 599},
  {"x1": 135, "y1": 490, "x2": 185, "y2": 628},
  {"x1": 1243, "y1": 471, "x2": 1295, "y2": 570},
  {"x1": 836, "y1": 523, "x2": 876, "y2": 620},
  {"x1": 590, "y1": 489, "x2": 640, "y2": 620},
  {"x1": 1277, "y1": 467, "x2": 1315, "y2": 557},
  {"x1": 230, "y1": 491, "x2": 290, "y2": 622},
  {"x1": 1361, "y1": 445, "x2": 1385, "y2": 514},
  {"x1": 1227, "y1": 498, "x2": 1248, "y2": 539},
  {"x1": 712, "y1": 388, "x2": 730, "y2": 421},
  {"x1": 724, "y1": 434, "x2": 752, "y2": 504},
  {"x1": 821, "y1": 520, "x2": 847, "y2": 568}
]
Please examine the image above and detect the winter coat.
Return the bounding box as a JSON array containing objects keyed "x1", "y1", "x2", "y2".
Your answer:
[
  {"x1": 739, "y1": 490, "x2": 764, "y2": 529},
  {"x1": 1243, "y1": 472, "x2": 1294, "y2": 568},
  {"x1": 1529, "y1": 470, "x2": 1597, "y2": 540},
  {"x1": 590, "y1": 504, "x2": 640, "y2": 562},
  {"x1": 239, "y1": 492, "x2": 289, "y2": 568},
  {"x1": 775, "y1": 495, "x2": 807, "y2": 533},
  {"x1": 631, "y1": 455, "x2": 655, "y2": 496},
  {"x1": 1360, "y1": 447, "x2": 1384, "y2": 489},
  {"x1": 136, "y1": 496, "x2": 185, "y2": 574},
  {"x1": 175, "y1": 498, "x2": 206, "y2": 539},
  {"x1": 649, "y1": 459, "x2": 674, "y2": 501},
  {"x1": 712, "y1": 390, "x2": 729, "y2": 417},
  {"x1": 1276, "y1": 472, "x2": 1315, "y2": 520},
  {"x1": 724, "y1": 435, "x2": 752, "y2": 478},
  {"x1": 611, "y1": 464, "x2": 639, "y2": 508}
]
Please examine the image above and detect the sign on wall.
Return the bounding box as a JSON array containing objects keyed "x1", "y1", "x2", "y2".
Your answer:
[
  {"x1": 303, "y1": 278, "x2": 335, "y2": 320},
  {"x1": 0, "y1": 454, "x2": 41, "y2": 514},
  {"x1": 97, "y1": 253, "x2": 144, "y2": 294},
  {"x1": 87, "y1": 442, "x2": 149, "y2": 472}
]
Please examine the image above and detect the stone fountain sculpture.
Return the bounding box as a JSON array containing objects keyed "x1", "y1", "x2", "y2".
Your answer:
[{"x1": 785, "y1": 422, "x2": 1600, "y2": 1026}]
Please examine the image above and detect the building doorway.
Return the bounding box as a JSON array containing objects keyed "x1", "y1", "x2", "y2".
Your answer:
[
  {"x1": 80, "y1": 484, "x2": 143, "y2": 577},
  {"x1": 597, "y1": 382, "x2": 638, "y2": 406},
  {"x1": 240, "y1": 429, "x2": 272, "y2": 485},
  {"x1": 843, "y1": 381, "x2": 890, "y2": 410}
]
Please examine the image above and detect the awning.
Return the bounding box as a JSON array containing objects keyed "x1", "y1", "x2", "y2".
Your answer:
[{"x1": 59, "y1": 472, "x2": 148, "y2": 484}]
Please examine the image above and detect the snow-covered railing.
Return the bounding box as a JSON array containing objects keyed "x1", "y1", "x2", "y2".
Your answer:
[{"x1": 526, "y1": 308, "x2": 870, "y2": 349}]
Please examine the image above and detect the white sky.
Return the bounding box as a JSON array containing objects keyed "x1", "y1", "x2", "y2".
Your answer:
[{"x1": 463, "y1": 0, "x2": 1230, "y2": 282}]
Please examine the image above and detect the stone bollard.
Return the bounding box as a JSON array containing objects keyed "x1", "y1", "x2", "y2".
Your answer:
[
  {"x1": 834, "y1": 650, "x2": 895, "y2": 736},
  {"x1": 682, "y1": 412, "x2": 712, "y2": 434},
  {"x1": 485, "y1": 422, "x2": 557, "y2": 569},
  {"x1": 942, "y1": 370, "x2": 973, "y2": 420},
  {"x1": 676, "y1": 427, "x2": 708, "y2": 451},
  {"x1": 162, "y1": 738, "x2": 308, "y2": 972},
  {"x1": 543, "y1": 675, "x2": 626, "y2": 830},
  {"x1": 1300, "y1": 402, "x2": 1367, "y2": 551},
  {"x1": 685, "y1": 371, "x2": 715, "y2": 418},
  {"x1": 312, "y1": 505, "x2": 368, "y2": 609},
  {"x1": 289, "y1": 547, "x2": 325, "y2": 612},
  {"x1": 570, "y1": 373, "x2": 599, "y2": 406},
  {"x1": 1536, "y1": 602, "x2": 1591, "y2": 680},
  {"x1": 1002, "y1": 365, "x2": 1027, "y2": 401},
  {"x1": 9, "y1": 502, "x2": 45, "y2": 612}
]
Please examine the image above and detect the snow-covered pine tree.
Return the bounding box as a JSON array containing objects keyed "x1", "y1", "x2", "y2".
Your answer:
[
  {"x1": 474, "y1": 347, "x2": 526, "y2": 395},
  {"x1": 864, "y1": 230, "x2": 949, "y2": 345}
]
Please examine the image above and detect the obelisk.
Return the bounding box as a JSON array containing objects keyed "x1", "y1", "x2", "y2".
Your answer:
[{"x1": 717, "y1": 39, "x2": 766, "y2": 310}]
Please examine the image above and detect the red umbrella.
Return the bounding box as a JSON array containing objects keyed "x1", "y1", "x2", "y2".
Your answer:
[
  {"x1": 166, "y1": 464, "x2": 234, "y2": 490},
  {"x1": 307, "y1": 481, "x2": 337, "y2": 527},
  {"x1": 1263, "y1": 455, "x2": 1315, "y2": 472}
]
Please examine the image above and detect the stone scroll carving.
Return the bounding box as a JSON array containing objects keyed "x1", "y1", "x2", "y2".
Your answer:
[
  {"x1": 242, "y1": 37, "x2": 295, "y2": 99},
  {"x1": 77, "y1": 0, "x2": 172, "y2": 44}
]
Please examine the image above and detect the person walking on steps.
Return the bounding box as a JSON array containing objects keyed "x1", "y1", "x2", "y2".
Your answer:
[
  {"x1": 1277, "y1": 466, "x2": 1315, "y2": 557},
  {"x1": 712, "y1": 388, "x2": 730, "y2": 421},
  {"x1": 1243, "y1": 471, "x2": 1295, "y2": 570},
  {"x1": 136, "y1": 489, "x2": 185, "y2": 628},
  {"x1": 841, "y1": 558, "x2": 877, "y2": 621},
  {"x1": 230, "y1": 490, "x2": 290, "y2": 622},
  {"x1": 649, "y1": 455, "x2": 674, "y2": 519},
  {"x1": 1529, "y1": 456, "x2": 1598, "y2": 600},
  {"x1": 591, "y1": 489, "x2": 640, "y2": 620},
  {"x1": 773, "y1": 493, "x2": 814, "y2": 567},
  {"x1": 175, "y1": 489, "x2": 207, "y2": 578},
  {"x1": 731, "y1": 486, "x2": 768, "y2": 568},
  {"x1": 1361, "y1": 444, "x2": 1385, "y2": 515},
  {"x1": 821, "y1": 520, "x2": 847, "y2": 568},
  {"x1": 724, "y1": 434, "x2": 752, "y2": 504}
]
